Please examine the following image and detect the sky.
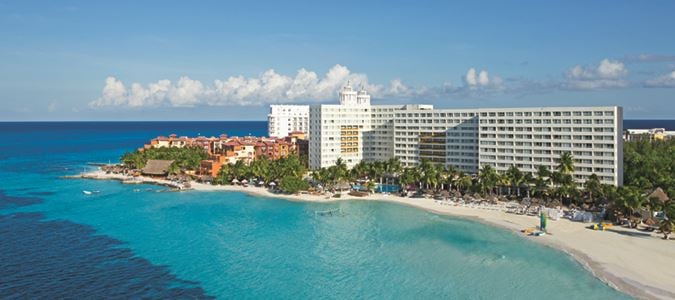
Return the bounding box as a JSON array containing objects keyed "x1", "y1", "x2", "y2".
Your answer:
[{"x1": 1, "y1": 0, "x2": 675, "y2": 121}]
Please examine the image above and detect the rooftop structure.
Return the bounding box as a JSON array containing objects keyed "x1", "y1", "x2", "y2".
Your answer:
[{"x1": 142, "y1": 160, "x2": 174, "y2": 176}]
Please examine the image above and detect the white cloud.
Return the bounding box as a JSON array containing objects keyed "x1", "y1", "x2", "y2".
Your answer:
[
  {"x1": 90, "y1": 65, "x2": 418, "y2": 108},
  {"x1": 168, "y1": 77, "x2": 204, "y2": 107},
  {"x1": 462, "y1": 68, "x2": 503, "y2": 90},
  {"x1": 47, "y1": 102, "x2": 57, "y2": 113},
  {"x1": 87, "y1": 65, "x2": 524, "y2": 108},
  {"x1": 564, "y1": 59, "x2": 629, "y2": 90},
  {"x1": 644, "y1": 71, "x2": 675, "y2": 88},
  {"x1": 90, "y1": 77, "x2": 127, "y2": 107}
]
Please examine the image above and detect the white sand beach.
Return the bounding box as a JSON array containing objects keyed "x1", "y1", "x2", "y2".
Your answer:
[{"x1": 77, "y1": 170, "x2": 675, "y2": 299}]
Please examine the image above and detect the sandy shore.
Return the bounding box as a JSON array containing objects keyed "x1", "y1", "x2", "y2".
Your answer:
[{"x1": 75, "y1": 170, "x2": 675, "y2": 299}]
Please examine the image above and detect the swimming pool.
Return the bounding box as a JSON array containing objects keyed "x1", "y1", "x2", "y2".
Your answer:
[{"x1": 376, "y1": 184, "x2": 400, "y2": 193}]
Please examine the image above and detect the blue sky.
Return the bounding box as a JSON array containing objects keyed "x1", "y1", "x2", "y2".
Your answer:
[{"x1": 1, "y1": 0, "x2": 675, "y2": 121}]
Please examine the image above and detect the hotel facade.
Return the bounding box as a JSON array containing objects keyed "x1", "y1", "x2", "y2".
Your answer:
[
  {"x1": 275, "y1": 83, "x2": 623, "y2": 186},
  {"x1": 267, "y1": 105, "x2": 310, "y2": 138}
]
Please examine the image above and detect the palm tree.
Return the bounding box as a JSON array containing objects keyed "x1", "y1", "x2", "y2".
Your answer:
[
  {"x1": 497, "y1": 173, "x2": 510, "y2": 196},
  {"x1": 231, "y1": 160, "x2": 248, "y2": 180},
  {"x1": 350, "y1": 161, "x2": 369, "y2": 181},
  {"x1": 250, "y1": 156, "x2": 271, "y2": 183},
  {"x1": 371, "y1": 161, "x2": 385, "y2": 185},
  {"x1": 617, "y1": 187, "x2": 647, "y2": 228},
  {"x1": 455, "y1": 173, "x2": 472, "y2": 195},
  {"x1": 434, "y1": 164, "x2": 447, "y2": 191},
  {"x1": 552, "y1": 170, "x2": 577, "y2": 205},
  {"x1": 584, "y1": 174, "x2": 602, "y2": 204},
  {"x1": 167, "y1": 162, "x2": 180, "y2": 176},
  {"x1": 506, "y1": 165, "x2": 524, "y2": 197},
  {"x1": 215, "y1": 163, "x2": 233, "y2": 184},
  {"x1": 557, "y1": 152, "x2": 575, "y2": 175},
  {"x1": 522, "y1": 172, "x2": 534, "y2": 198},
  {"x1": 399, "y1": 168, "x2": 416, "y2": 193},
  {"x1": 334, "y1": 158, "x2": 348, "y2": 182},
  {"x1": 311, "y1": 168, "x2": 328, "y2": 188},
  {"x1": 417, "y1": 159, "x2": 433, "y2": 190},
  {"x1": 479, "y1": 165, "x2": 499, "y2": 195},
  {"x1": 384, "y1": 158, "x2": 402, "y2": 185},
  {"x1": 533, "y1": 165, "x2": 550, "y2": 198},
  {"x1": 660, "y1": 200, "x2": 675, "y2": 240},
  {"x1": 444, "y1": 164, "x2": 458, "y2": 191}
]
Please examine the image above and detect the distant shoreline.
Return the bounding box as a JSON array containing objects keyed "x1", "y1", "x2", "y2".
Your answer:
[{"x1": 71, "y1": 169, "x2": 675, "y2": 299}]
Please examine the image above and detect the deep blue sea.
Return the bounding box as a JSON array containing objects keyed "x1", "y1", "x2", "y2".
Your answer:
[
  {"x1": 623, "y1": 119, "x2": 675, "y2": 130},
  {"x1": 0, "y1": 121, "x2": 645, "y2": 299}
]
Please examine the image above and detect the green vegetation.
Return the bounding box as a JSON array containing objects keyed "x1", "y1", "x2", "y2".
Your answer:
[
  {"x1": 213, "y1": 154, "x2": 306, "y2": 188},
  {"x1": 121, "y1": 146, "x2": 208, "y2": 171},
  {"x1": 279, "y1": 176, "x2": 309, "y2": 194},
  {"x1": 624, "y1": 139, "x2": 675, "y2": 193}
]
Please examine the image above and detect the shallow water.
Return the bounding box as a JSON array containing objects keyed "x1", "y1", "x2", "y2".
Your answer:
[{"x1": 0, "y1": 122, "x2": 629, "y2": 299}]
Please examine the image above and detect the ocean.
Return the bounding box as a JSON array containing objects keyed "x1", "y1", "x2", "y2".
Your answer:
[
  {"x1": 623, "y1": 119, "x2": 675, "y2": 130},
  {"x1": 0, "y1": 121, "x2": 637, "y2": 299}
]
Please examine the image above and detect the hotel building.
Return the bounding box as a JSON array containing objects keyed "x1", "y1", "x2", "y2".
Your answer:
[
  {"x1": 267, "y1": 105, "x2": 310, "y2": 138},
  {"x1": 301, "y1": 83, "x2": 623, "y2": 186}
]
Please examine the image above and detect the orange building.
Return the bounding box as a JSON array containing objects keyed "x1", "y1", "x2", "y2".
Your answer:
[{"x1": 141, "y1": 133, "x2": 307, "y2": 179}]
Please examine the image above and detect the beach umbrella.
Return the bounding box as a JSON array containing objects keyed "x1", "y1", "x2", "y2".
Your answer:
[
  {"x1": 257, "y1": 181, "x2": 265, "y2": 186},
  {"x1": 241, "y1": 179, "x2": 249, "y2": 184},
  {"x1": 269, "y1": 182, "x2": 276, "y2": 186},
  {"x1": 231, "y1": 178, "x2": 239, "y2": 184}
]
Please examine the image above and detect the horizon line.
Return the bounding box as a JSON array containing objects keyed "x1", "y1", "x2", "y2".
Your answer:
[{"x1": 1, "y1": 118, "x2": 675, "y2": 123}]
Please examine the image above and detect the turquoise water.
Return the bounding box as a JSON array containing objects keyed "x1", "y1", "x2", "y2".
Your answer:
[{"x1": 0, "y1": 122, "x2": 629, "y2": 299}]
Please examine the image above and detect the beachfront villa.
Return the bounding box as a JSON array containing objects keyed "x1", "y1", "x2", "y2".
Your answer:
[
  {"x1": 269, "y1": 82, "x2": 624, "y2": 186},
  {"x1": 142, "y1": 134, "x2": 308, "y2": 177}
]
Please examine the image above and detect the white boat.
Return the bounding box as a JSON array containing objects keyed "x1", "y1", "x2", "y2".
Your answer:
[{"x1": 82, "y1": 190, "x2": 93, "y2": 195}]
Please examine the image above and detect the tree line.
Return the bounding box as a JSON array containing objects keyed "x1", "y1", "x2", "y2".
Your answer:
[{"x1": 121, "y1": 146, "x2": 208, "y2": 173}]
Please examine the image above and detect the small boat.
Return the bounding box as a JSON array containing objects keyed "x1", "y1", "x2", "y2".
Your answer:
[
  {"x1": 82, "y1": 190, "x2": 93, "y2": 195},
  {"x1": 315, "y1": 208, "x2": 342, "y2": 216}
]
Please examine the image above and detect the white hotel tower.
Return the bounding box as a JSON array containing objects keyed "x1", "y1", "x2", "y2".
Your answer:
[
  {"x1": 267, "y1": 105, "x2": 310, "y2": 138},
  {"x1": 299, "y1": 82, "x2": 623, "y2": 186}
]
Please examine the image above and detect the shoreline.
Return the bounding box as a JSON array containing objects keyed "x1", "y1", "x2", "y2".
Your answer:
[{"x1": 73, "y1": 170, "x2": 675, "y2": 300}]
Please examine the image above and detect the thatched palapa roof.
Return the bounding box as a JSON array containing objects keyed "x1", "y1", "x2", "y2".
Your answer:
[
  {"x1": 142, "y1": 160, "x2": 174, "y2": 175},
  {"x1": 648, "y1": 187, "x2": 669, "y2": 203}
]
